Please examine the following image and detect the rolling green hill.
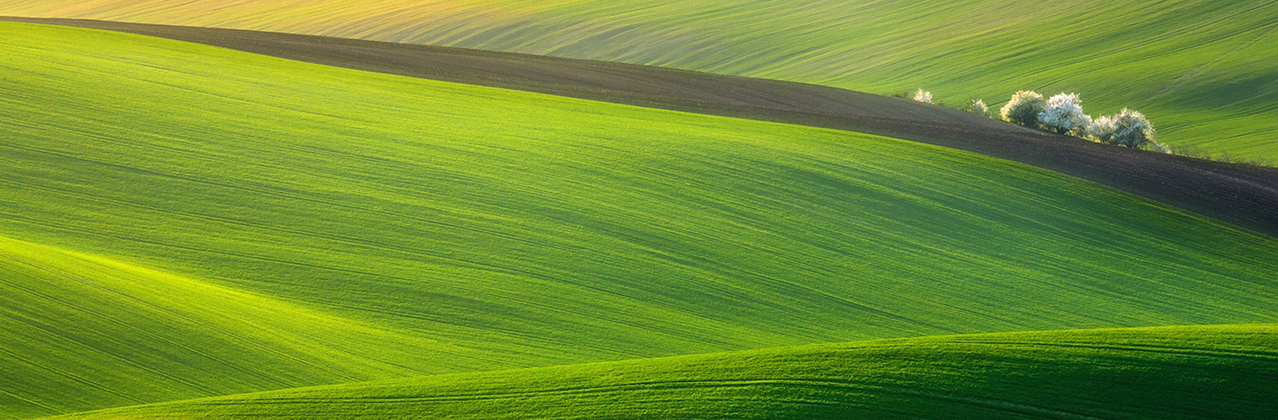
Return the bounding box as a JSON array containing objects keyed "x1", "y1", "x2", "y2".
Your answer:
[
  {"x1": 1, "y1": 0, "x2": 1274, "y2": 160},
  {"x1": 43, "y1": 324, "x2": 1278, "y2": 420},
  {"x1": 3, "y1": 22, "x2": 1278, "y2": 418},
  {"x1": 0, "y1": 235, "x2": 490, "y2": 420}
]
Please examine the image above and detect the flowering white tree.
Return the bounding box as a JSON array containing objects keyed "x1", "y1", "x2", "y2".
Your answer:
[
  {"x1": 913, "y1": 88, "x2": 933, "y2": 104},
  {"x1": 1000, "y1": 90, "x2": 1046, "y2": 127},
  {"x1": 965, "y1": 99, "x2": 988, "y2": 116},
  {"x1": 1092, "y1": 108, "x2": 1161, "y2": 150},
  {"x1": 1038, "y1": 93, "x2": 1092, "y2": 137}
]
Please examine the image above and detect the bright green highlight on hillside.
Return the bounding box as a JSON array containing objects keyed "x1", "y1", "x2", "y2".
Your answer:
[
  {"x1": 45, "y1": 324, "x2": 1278, "y2": 420},
  {"x1": 1, "y1": 0, "x2": 1275, "y2": 160},
  {"x1": 0, "y1": 235, "x2": 482, "y2": 420},
  {"x1": 2, "y1": 22, "x2": 1278, "y2": 418}
]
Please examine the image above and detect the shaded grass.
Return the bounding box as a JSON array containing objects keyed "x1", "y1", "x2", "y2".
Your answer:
[
  {"x1": 45, "y1": 324, "x2": 1278, "y2": 420},
  {"x1": 3, "y1": 22, "x2": 1278, "y2": 418},
  {"x1": 1, "y1": 0, "x2": 1275, "y2": 159}
]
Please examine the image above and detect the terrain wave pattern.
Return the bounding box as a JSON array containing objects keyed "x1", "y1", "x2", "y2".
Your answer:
[
  {"x1": 44, "y1": 325, "x2": 1278, "y2": 420},
  {"x1": 4, "y1": 22, "x2": 1278, "y2": 418},
  {"x1": 0, "y1": 236, "x2": 486, "y2": 420},
  {"x1": 0, "y1": 0, "x2": 1274, "y2": 160},
  {"x1": 4, "y1": 17, "x2": 1277, "y2": 238}
]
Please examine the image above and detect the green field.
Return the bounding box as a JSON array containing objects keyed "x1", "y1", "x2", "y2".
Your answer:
[
  {"x1": 3, "y1": 22, "x2": 1278, "y2": 418},
  {"x1": 0, "y1": 236, "x2": 483, "y2": 419},
  {"x1": 44, "y1": 324, "x2": 1278, "y2": 420},
  {"x1": 1, "y1": 0, "x2": 1274, "y2": 160}
]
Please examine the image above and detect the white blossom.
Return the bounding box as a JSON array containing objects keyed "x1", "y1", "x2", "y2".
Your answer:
[
  {"x1": 1038, "y1": 93, "x2": 1092, "y2": 137},
  {"x1": 913, "y1": 88, "x2": 933, "y2": 104},
  {"x1": 1000, "y1": 90, "x2": 1046, "y2": 127},
  {"x1": 1092, "y1": 108, "x2": 1160, "y2": 149},
  {"x1": 965, "y1": 99, "x2": 989, "y2": 116}
]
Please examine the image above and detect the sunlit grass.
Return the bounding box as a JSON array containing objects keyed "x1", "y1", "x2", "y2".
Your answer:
[
  {"x1": 2, "y1": 0, "x2": 1275, "y2": 159},
  {"x1": 3, "y1": 22, "x2": 1278, "y2": 418},
  {"x1": 48, "y1": 325, "x2": 1278, "y2": 420}
]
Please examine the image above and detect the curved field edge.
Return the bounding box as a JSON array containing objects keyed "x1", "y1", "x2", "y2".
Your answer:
[
  {"x1": 6, "y1": 18, "x2": 1277, "y2": 238},
  {"x1": 0, "y1": 234, "x2": 495, "y2": 420},
  {"x1": 0, "y1": 0, "x2": 1274, "y2": 160},
  {"x1": 43, "y1": 324, "x2": 1278, "y2": 420},
  {"x1": 4, "y1": 21, "x2": 1278, "y2": 418}
]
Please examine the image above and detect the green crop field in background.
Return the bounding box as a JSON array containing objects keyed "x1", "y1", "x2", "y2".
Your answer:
[
  {"x1": 45, "y1": 324, "x2": 1278, "y2": 420},
  {"x1": 0, "y1": 0, "x2": 1274, "y2": 160},
  {"x1": 3, "y1": 22, "x2": 1278, "y2": 418}
]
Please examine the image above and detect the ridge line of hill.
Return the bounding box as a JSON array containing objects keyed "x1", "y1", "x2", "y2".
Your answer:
[
  {"x1": 0, "y1": 232, "x2": 511, "y2": 419},
  {"x1": 38, "y1": 324, "x2": 1278, "y2": 420},
  {"x1": 5, "y1": 19, "x2": 1278, "y2": 420},
  {"x1": 5, "y1": 17, "x2": 1276, "y2": 237}
]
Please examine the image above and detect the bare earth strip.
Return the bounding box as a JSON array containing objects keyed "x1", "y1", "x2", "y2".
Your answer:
[{"x1": 7, "y1": 17, "x2": 1277, "y2": 237}]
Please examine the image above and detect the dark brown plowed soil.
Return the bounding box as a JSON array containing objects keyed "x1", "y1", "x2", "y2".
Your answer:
[{"x1": 7, "y1": 17, "x2": 1278, "y2": 237}]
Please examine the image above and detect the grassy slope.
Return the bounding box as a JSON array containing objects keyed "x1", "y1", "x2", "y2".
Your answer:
[
  {"x1": 0, "y1": 235, "x2": 484, "y2": 420},
  {"x1": 12, "y1": 20, "x2": 1278, "y2": 240},
  {"x1": 0, "y1": 0, "x2": 1274, "y2": 160},
  {"x1": 45, "y1": 324, "x2": 1278, "y2": 420},
  {"x1": 3, "y1": 22, "x2": 1278, "y2": 417}
]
